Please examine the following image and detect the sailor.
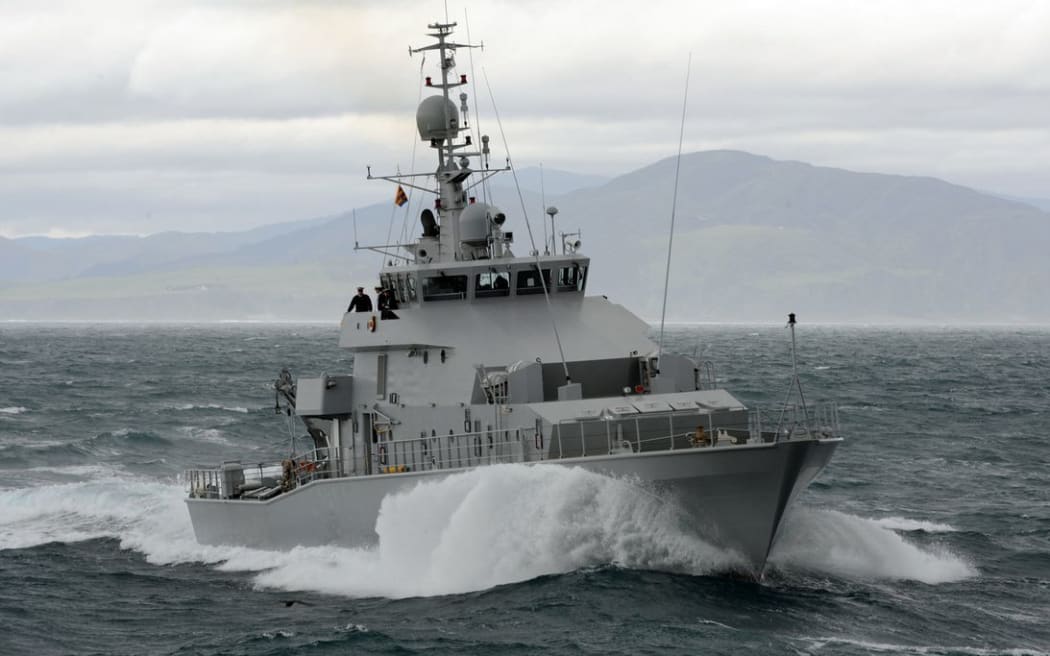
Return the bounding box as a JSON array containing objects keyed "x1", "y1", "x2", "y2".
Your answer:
[
  {"x1": 347, "y1": 287, "x2": 373, "y2": 312},
  {"x1": 692, "y1": 425, "x2": 710, "y2": 447},
  {"x1": 377, "y1": 287, "x2": 400, "y2": 320}
]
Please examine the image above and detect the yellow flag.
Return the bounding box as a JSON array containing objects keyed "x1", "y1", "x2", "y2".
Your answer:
[{"x1": 394, "y1": 185, "x2": 408, "y2": 207}]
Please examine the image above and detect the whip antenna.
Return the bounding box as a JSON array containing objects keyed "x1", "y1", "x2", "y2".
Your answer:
[
  {"x1": 463, "y1": 10, "x2": 490, "y2": 205},
  {"x1": 656, "y1": 53, "x2": 692, "y2": 369},
  {"x1": 540, "y1": 163, "x2": 549, "y2": 255}
]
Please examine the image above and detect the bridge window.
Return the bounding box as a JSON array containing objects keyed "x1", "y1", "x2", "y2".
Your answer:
[
  {"x1": 557, "y1": 264, "x2": 587, "y2": 292},
  {"x1": 475, "y1": 272, "x2": 510, "y2": 298},
  {"x1": 516, "y1": 268, "x2": 551, "y2": 295},
  {"x1": 422, "y1": 275, "x2": 467, "y2": 301}
]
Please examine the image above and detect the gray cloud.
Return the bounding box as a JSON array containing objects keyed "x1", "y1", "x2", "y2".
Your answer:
[{"x1": 2, "y1": 0, "x2": 1049, "y2": 236}]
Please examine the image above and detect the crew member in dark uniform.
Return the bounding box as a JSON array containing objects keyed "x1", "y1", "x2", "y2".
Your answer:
[
  {"x1": 347, "y1": 287, "x2": 372, "y2": 312},
  {"x1": 376, "y1": 286, "x2": 400, "y2": 319}
]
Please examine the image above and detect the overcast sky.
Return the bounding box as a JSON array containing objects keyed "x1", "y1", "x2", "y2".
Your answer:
[{"x1": 1, "y1": 0, "x2": 1048, "y2": 237}]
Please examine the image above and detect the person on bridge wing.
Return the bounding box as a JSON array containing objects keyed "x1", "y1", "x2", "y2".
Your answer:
[
  {"x1": 347, "y1": 287, "x2": 373, "y2": 313},
  {"x1": 376, "y1": 286, "x2": 400, "y2": 320}
]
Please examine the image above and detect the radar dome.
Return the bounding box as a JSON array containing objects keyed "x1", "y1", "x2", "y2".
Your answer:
[
  {"x1": 416, "y1": 96, "x2": 460, "y2": 140},
  {"x1": 459, "y1": 202, "x2": 500, "y2": 245}
]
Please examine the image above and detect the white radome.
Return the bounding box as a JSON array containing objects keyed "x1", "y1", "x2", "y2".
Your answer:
[
  {"x1": 416, "y1": 95, "x2": 460, "y2": 140},
  {"x1": 458, "y1": 202, "x2": 501, "y2": 244}
]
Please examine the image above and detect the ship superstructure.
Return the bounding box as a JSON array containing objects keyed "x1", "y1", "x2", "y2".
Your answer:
[{"x1": 184, "y1": 21, "x2": 841, "y2": 575}]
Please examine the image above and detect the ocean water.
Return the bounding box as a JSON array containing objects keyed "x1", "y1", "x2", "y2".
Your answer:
[{"x1": 1, "y1": 323, "x2": 1048, "y2": 655}]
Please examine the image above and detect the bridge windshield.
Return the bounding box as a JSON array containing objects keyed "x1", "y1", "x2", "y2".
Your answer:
[
  {"x1": 516, "y1": 268, "x2": 551, "y2": 296},
  {"x1": 557, "y1": 265, "x2": 587, "y2": 292},
  {"x1": 422, "y1": 275, "x2": 467, "y2": 301},
  {"x1": 475, "y1": 271, "x2": 511, "y2": 298}
]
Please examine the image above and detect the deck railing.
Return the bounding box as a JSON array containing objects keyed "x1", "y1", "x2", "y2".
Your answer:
[
  {"x1": 376, "y1": 425, "x2": 534, "y2": 472},
  {"x1": 185, "y1": 402, "x2": 840, "y2": 500}
]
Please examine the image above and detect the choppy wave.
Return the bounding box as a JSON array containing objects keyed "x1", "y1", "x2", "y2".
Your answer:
[
  {"x1": 253, "y1": 465, "x2": 744, "y2": 598},
  {"x1": 770, "y1": 508, "x2": 976, "y2": 584},
  {"x1": 799, "y1": 636, "x2": 1048, "y2": 655},
  {"x1": 172, "y1": 403, "x2": 249, "y2": 414},
  {"x1": 872, "y1": 515, "x2": 958, "y2": 534},
  {"x1": 0, "y1": 430, "x2": 171, "y2": 467},
  {"x1": 3, "y1": 466, "x2": 731, "y2": 597},
  {"x1": 175, "y1": 426, "x2": 234, "y2": 445},
  {"x1": 81, "y1": 429, "x2": 173, "y2": 454},
  {"x1": 0, "y1": 464, "x2": 977, "y2": 599},
  {"x1": 0, "y1": 406, "x2": 28, "y2": 415},
  {"x1": 0, "y1": 475, "x2": 249, "y2": 566}
]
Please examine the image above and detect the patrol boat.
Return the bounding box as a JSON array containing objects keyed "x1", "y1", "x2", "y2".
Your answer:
[{"x1": 184, "y1": 20, "x2": 841, "y2": 575}]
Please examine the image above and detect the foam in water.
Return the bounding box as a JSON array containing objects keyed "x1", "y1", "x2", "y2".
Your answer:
[
  {"x1": 172, "y1": 403, "x2": 249, "y2": 414},
  {"x1": 800, "y1": 636, "x2": 1048, "y2": 656},
  {"x1": 0, "y1": 406, "x2": 28, "y2": 415},
  {"x1": 0, "y1": 465, "x2": 976, "y2": 598},
  {"x1": 253, "y1": 464, "x2": 744, "y2": 597},
  {"x1": 872, "y1": 515, "x2": 958, "y2": 534},
  {"x1": 175, "y1": 426, "x2": 233, "y2": 445},
  {"x1": 770, "y1": 508, "x2": 976, "y2": 583}
]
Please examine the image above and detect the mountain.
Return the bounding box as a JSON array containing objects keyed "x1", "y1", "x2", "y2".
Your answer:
[
  {"x1": 995, "y1": 194, "x2": 1050, "y2": 213},
  {"x1": 552, "y1": 150, "x2": 1050, "y2": 321},
  {"x1": 0, "y1": 237, "x2": 64, "y2": 284},
  {"x1": 9, "y1": 214, "x2": 341, "y2": 281},
  {"x1": 1, "y1": 151, "x2": 1047, "y2": 322}
]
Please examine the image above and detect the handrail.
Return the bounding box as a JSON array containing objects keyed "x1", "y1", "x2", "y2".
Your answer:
[{"x1": 185, "y1": 402, "x2": 840, "y2": 500}]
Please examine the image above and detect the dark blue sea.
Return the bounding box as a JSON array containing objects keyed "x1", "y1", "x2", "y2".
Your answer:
[{"x1": 1, "y1": 323, "x2": 1048, "y2": 655}]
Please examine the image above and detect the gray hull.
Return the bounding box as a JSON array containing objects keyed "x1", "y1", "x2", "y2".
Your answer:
[{"x1": 186, "y1": 437, "x2": 838, "y2": 574}]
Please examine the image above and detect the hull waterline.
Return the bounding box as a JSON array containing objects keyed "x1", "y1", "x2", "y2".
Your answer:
[{"x1": 186, "y1": 437, "x2": 839, "y2": 575}]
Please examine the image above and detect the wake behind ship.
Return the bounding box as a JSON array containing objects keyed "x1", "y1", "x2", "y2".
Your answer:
[{"x1": 184, "y1": 19, "x2": 841, "y2": 576}]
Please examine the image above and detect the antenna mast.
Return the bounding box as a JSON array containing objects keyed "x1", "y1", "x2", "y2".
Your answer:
[
  {"x1": 540, "y1": 163, "x2": 549, "y2": 255},
  {"x1": 774, "y1": 312, "x2": 812, "y2": 436},
  {"x1": 656, "y1": 53, "x2": 692, "y2": 371}
]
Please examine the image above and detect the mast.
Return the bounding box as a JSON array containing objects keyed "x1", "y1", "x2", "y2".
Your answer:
[
  {"x1": 409, "y1": 22, "x2": 483, "y2": 263},
  {"x1": 364, "y1": 22, "x2": 511, "y2": 265}
]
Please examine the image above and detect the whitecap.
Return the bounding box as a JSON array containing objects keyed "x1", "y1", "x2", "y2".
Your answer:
[
  {"x1": 770, "y1": 508, "x2": 976, "y2": 584},
  {"x1": 0, "y1": 464, "x2": 748, "y2": 598},
  {"x1": 800, "y1": 636, "x2": 1047, "y2": 655},
  {"x1": 872, "y1": 515, "x2": 958, "y2": 534},
  {"x1": 251, "y1": 465, "x2": 744, "y2": 598},
  {"x1": 172, "y1": 403, "x2": 249, "y2": 414},
  {"x1": 176, "y1": 426, "x2": 233, "y2": 445},
  {"x1": 341, "y1": 624, "x2": 369, "y2": 633},
  {"x1": 25, "y1": 464, "x2": 123, "y2": 478},
  {"x1": 0, "y1": 477, "x2": 254, "y2": 566},
  {"x1": 0, "y1": 406, "x2": 27, "y2": 415}
]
